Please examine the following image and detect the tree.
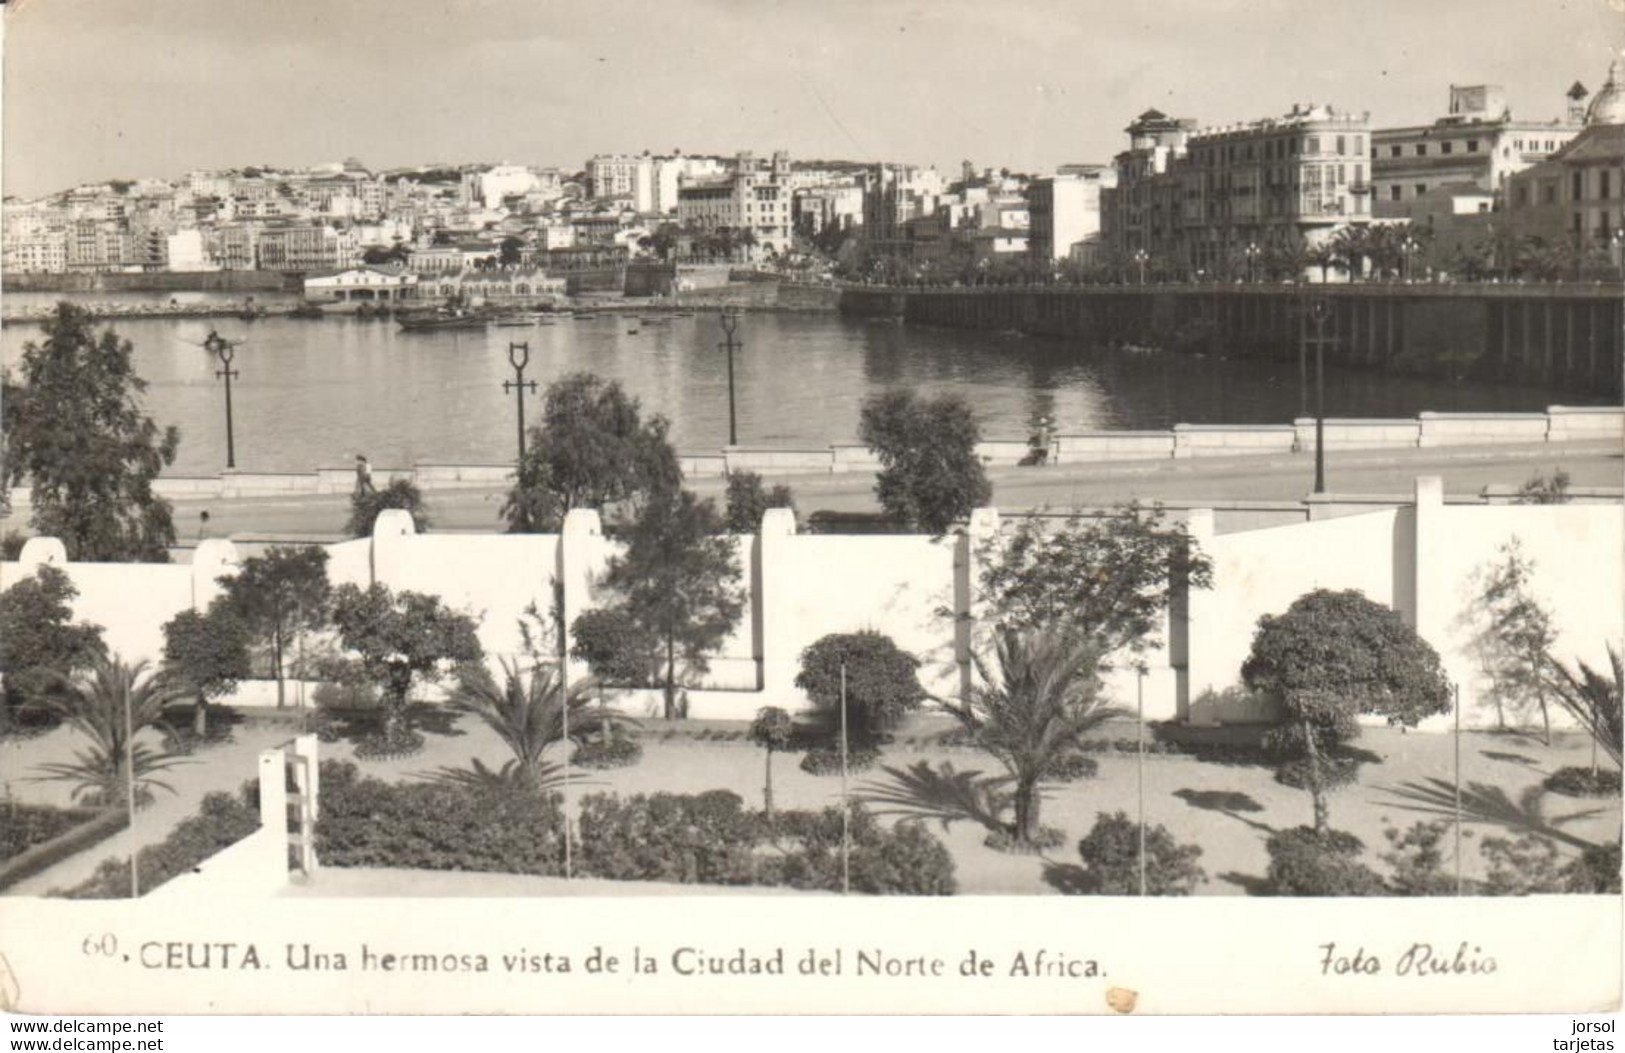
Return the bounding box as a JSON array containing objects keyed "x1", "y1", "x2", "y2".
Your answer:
[
  {"x1": 1242, "y1": 589, "x2": 1452, "y2": 832},
  {"x1": 33, "y1": 654, "x2": 189, "y2": 808},
  {"x1": 219, "y1": 546, "x2": 331, "y2": 709},
  {"x1": 348, "y1": 478, "x2": 431, "y2": 537},
  {"x1": 795, "y1": 631, "x2": 925, "y2": 752},
  {"x1": 599, "y1": 488, "x2": 743, "y2": 719},
  {"x1": 3, "y1": 303, "x2": 180, "y2": 561},
  {"x1": 569, "y1": 607, "x2": 657, "y2": 687},
  {"x1": 859, "y1": 390, "x2": 991, "y2": 534},
  {"x1": 1470, "y1": 540, "x2": 1560, "y2": 741},
  {"x1": 0, "y1": 565, "x2": 106, "y2": 728},
  {"x1": 330, "y1": 583, "x2": 484, "y2": 753},
  {"x1": 446, "y1": 658, "x2": 626, "y2": 788},
  {"x1": 938, "y1": 627, "x2": 1129, "y2": 850},
  {"x1": 502, "y1": 373, "x2": 682, "y2": 533},
  {"x1": 499, "y1": 236, "x2": 525, "y2": 266},
  {"x1": 724, "y1": 471, "x2": 796, "y2": 533},
  {"x1": 160, "y1": 602, "x2": 251, "y2": 737},
  {"x1": 749, "y1": 706, "x2": 796, "y2": 820},
  {"x1": 977, "y1": 503, "x2": 1213, "y2": 664}
]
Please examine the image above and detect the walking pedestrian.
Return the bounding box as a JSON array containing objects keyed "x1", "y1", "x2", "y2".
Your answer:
[
  {"x1": 354, "y1": 454, "x2": 376, "y2": 496},
  {"x1": 1030, "y1": 416, "x2": 1054, "y2": 467}
]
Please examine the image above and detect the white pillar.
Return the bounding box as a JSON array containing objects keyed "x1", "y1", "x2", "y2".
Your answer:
[
  {"x1": 1409, "y1": 475, "x2": 1446, "y2": 644},
  {"x1": 958, "y1": 507, "x2": 1001, "y2": 701},
  {"x1": 757, "y1": 508, "x2": 800, "y2": 706},
  {"x1": 369, "y1": 507, "x2": 417, "y2": 587},
  {"x1": 1181, "y1": 508, "x2": 1220, "y2": 726},
  {"x1": 558, "y1": 508, "x2": 602, "y2": 683}
]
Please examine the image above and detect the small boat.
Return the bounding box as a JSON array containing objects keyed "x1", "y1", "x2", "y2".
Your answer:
[
  {"x1": 399, "y1": 312, "x2": 490, "y2": 332},
  {"x1": 288, "y1": 303, "x2": 325, "y2": 319}
]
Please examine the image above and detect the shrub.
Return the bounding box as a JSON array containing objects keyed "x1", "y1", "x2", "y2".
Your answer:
[
  {"x1": 572, "y1": 735, "x2": 644, "y2": 770},
  {"x1": 1262, "y1": 826, "x2": 1385, "y2": 896},
  {"x1": 1, "y1": 803, "x2": 92, "y2": 862},
  {"x1": 724, "y1": 472, "x2": 797, "y2": 533},
  {"x1": 800, "y1": 745, "x2": 881, "y2": 776},
  {"x1": 1565, "y1": 841, "x2": 1623, "y2": 893},
  {"x1": 762, "y1": 804, "x2": 957, "y2": 895},
  {"x1": 58, "y1": 789, "x2": 260, "y2": 899},
  {"x1": 347, "y1": 478, "x2": 431, "y2": 537},
  {"x1": 1543, "y1": 766, "x2": 1620, "y2": 799},
  {"x1": 1479, "y1": 834, "x2": 1568, "y2": 895},
  {"x1": 159, "y1": 707, "x2": 242, "y2": 755},
  {"x1": 1043, "y1": 752, "x2": 1100, "y2": 783},
  {"x1": 1380, "y1": 820, "x2": 1457, "y2": 896},
  {"x1": 316, "y1": 760, "x2": 568, "y2": 875},
  {"x1": 795, "y1": 631, "x2": 925, "y2": 751},
  {"x1": 577, "y1": 790, "x2": 762, "y2": 886},
  {"x1": 1069, "y1": 811, "x2": 1206, "y2": 895},
  {"x1": 353, "y1": 725, "x2": 427, "y2": 760}
]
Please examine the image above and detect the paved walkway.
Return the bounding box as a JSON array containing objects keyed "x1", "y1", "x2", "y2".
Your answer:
[{"x1": 132, "y1": 440, "x2": 1625, "y2": 542}]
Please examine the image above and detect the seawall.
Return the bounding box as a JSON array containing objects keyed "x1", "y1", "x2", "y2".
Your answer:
[{"x1": 839, "y1": 283, "x2": 1625, "y2": 398}]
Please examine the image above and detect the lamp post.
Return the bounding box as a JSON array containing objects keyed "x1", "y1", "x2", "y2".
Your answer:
[
  {"x1": 1305, "y1": 296, "x2": 1332, "y2": 494},
  {"x1": 206, "y1": 333, "x2": 239, "y2": 470},
  {"x1": 1133, "y1": 249, "x2": 1149, "y2": 286},
  {"x1": 1401, "y1": 236, "x2": 1418, "y2": 284},
  {"x1": 718, "y1": 307, "x2": 742, "y2": 446},
  {"x1": 502, "y1": 341, "x2": 538, "y2": 463},
  {"x1": 1245, "y1": 242, "x2": 1261, "y2": 284}
]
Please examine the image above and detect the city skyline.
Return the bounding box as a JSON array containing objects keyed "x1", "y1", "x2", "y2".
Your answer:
[{"x1": 3, "y1": 0, "x2": 1616, "y2": 199}]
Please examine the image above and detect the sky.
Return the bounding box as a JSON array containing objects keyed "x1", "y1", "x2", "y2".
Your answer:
[{"x1": 2, "y1": 0, "x2": 1619, "y2": 199}]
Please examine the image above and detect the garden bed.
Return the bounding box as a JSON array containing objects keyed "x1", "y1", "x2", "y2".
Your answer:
[{"x1": 0, "y1": 805, "x2": 129, "y2": 892}]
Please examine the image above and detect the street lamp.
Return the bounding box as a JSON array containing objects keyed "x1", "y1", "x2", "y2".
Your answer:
[
  {"x1": 1401, "y1": 236, "x2": 1418, "y2": 283},
  {"x1": 718, "y1": 307, "x2": 742, "y2": 446},
  {"x1": 1245, "y1": 242, "x2": 1261, "y2": 284},
  {"x1": 1305, "y1": 297, "x2": 1333, "y2": 494},
  {"x1": 206, "y1": 332, "x2": 240, "y2": 470},
  {"x1": 502, "y1": 341, "x2": 538, "y2": 463},
  {"x1": 1133, "y1": 248, "x2": 1149, "y2": 286}
]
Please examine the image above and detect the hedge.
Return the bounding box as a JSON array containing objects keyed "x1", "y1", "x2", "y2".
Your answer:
[
  {"x1": 56, "y1": 790, "x2": 260, "y2": 899},
  {"x1": 0, "y1": 806, "x2": 129, "y2": 892}
]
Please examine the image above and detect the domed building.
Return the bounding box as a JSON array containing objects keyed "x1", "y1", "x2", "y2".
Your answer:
[
  {"x1": 1584, "y1": 60, "x2": 1625, "y2": 127},
  {"x1": 1504, "y1": 58, "x2": 1625, "y2": 258}
]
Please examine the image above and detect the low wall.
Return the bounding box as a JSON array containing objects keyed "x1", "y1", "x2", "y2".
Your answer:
[
  {"x1": 1417, "y1": 412, "x2": 1552, "y2": 447},
  {"x1": 45, "y1": 405, "x2": 1597, "y2": 505}
]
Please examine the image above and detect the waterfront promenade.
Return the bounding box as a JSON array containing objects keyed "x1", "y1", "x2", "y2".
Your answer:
[{"x1": 43, "y1": 438, "x2": 1616, "y2": 546}]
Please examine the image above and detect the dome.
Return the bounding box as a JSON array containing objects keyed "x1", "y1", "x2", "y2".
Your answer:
[{"x1": 1585, "y1": 59, "x2": 1625, "y2": 125}]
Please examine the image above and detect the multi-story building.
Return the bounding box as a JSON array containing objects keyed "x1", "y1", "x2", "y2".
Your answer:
[
  {"x1": 587, "y1": 154, "x2": 656, "y2": 211},
  {"x1": 1027, "y1": 166, "x2": 1116, "y2": 262},
  {"x1": 793, "y1": 184, "x2": 864, "y2": 235},
  {"x1": 255, "y1": 224, "x2": 359, "y2": 272},
  {"x1": 675, "y1": 151, "x2": 794, "y2": 259},
  {"x1": 65, "y1": 220, "x2": 136, "y2": 272},
  {"x1": 860, "y1": 163, "x2": 943, "y2": 259},
  {"x1": 1102, "y1": 108, "x2": 1196, "y2": 266},
  {"x1": 1104, "y1": 102, "x2": 1371, "y2": 274},
  {"x1": 3, "y1": 230, "x2": 68, "y2": 273},
  {"x1": 1506, "y1": 60, "x2": 1625, "y2": 253},
  {"x1": 207, "y1": 225, "x2": 259, "y2": 270},
  {"x1": 1372, "y1": 83, "x2": 1583, "y2": 216}
]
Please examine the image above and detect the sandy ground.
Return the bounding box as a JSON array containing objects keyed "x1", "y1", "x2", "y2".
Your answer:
[{"x1": 6, "y1": 708, "x2": 1617, "y2": 897}]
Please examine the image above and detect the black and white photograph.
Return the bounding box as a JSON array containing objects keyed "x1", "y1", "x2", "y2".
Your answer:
[{"x1": 0, "y1": 0, "x2": 1620, "y2": 1023}]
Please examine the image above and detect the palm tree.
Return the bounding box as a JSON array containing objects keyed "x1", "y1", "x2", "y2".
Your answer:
[
  {"x1": 937, "y1": 627, "x2": 1130, "y2": 851},
  {"x1": 1331, "y1": 225, "x2": 1374, "y2": 282},
  {"x1": 1304, "y1": 243, "x2": 1344, "y2": 284},
  {"x1": 1547, "y1": 645, "x2": 1624, "y2": 775},
  {"x1": 33, "y1": 654, "x2": 189, "y2": 807},
  {"x1": 445, "y1": 658, "x2": 629, "y2": 787}
]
